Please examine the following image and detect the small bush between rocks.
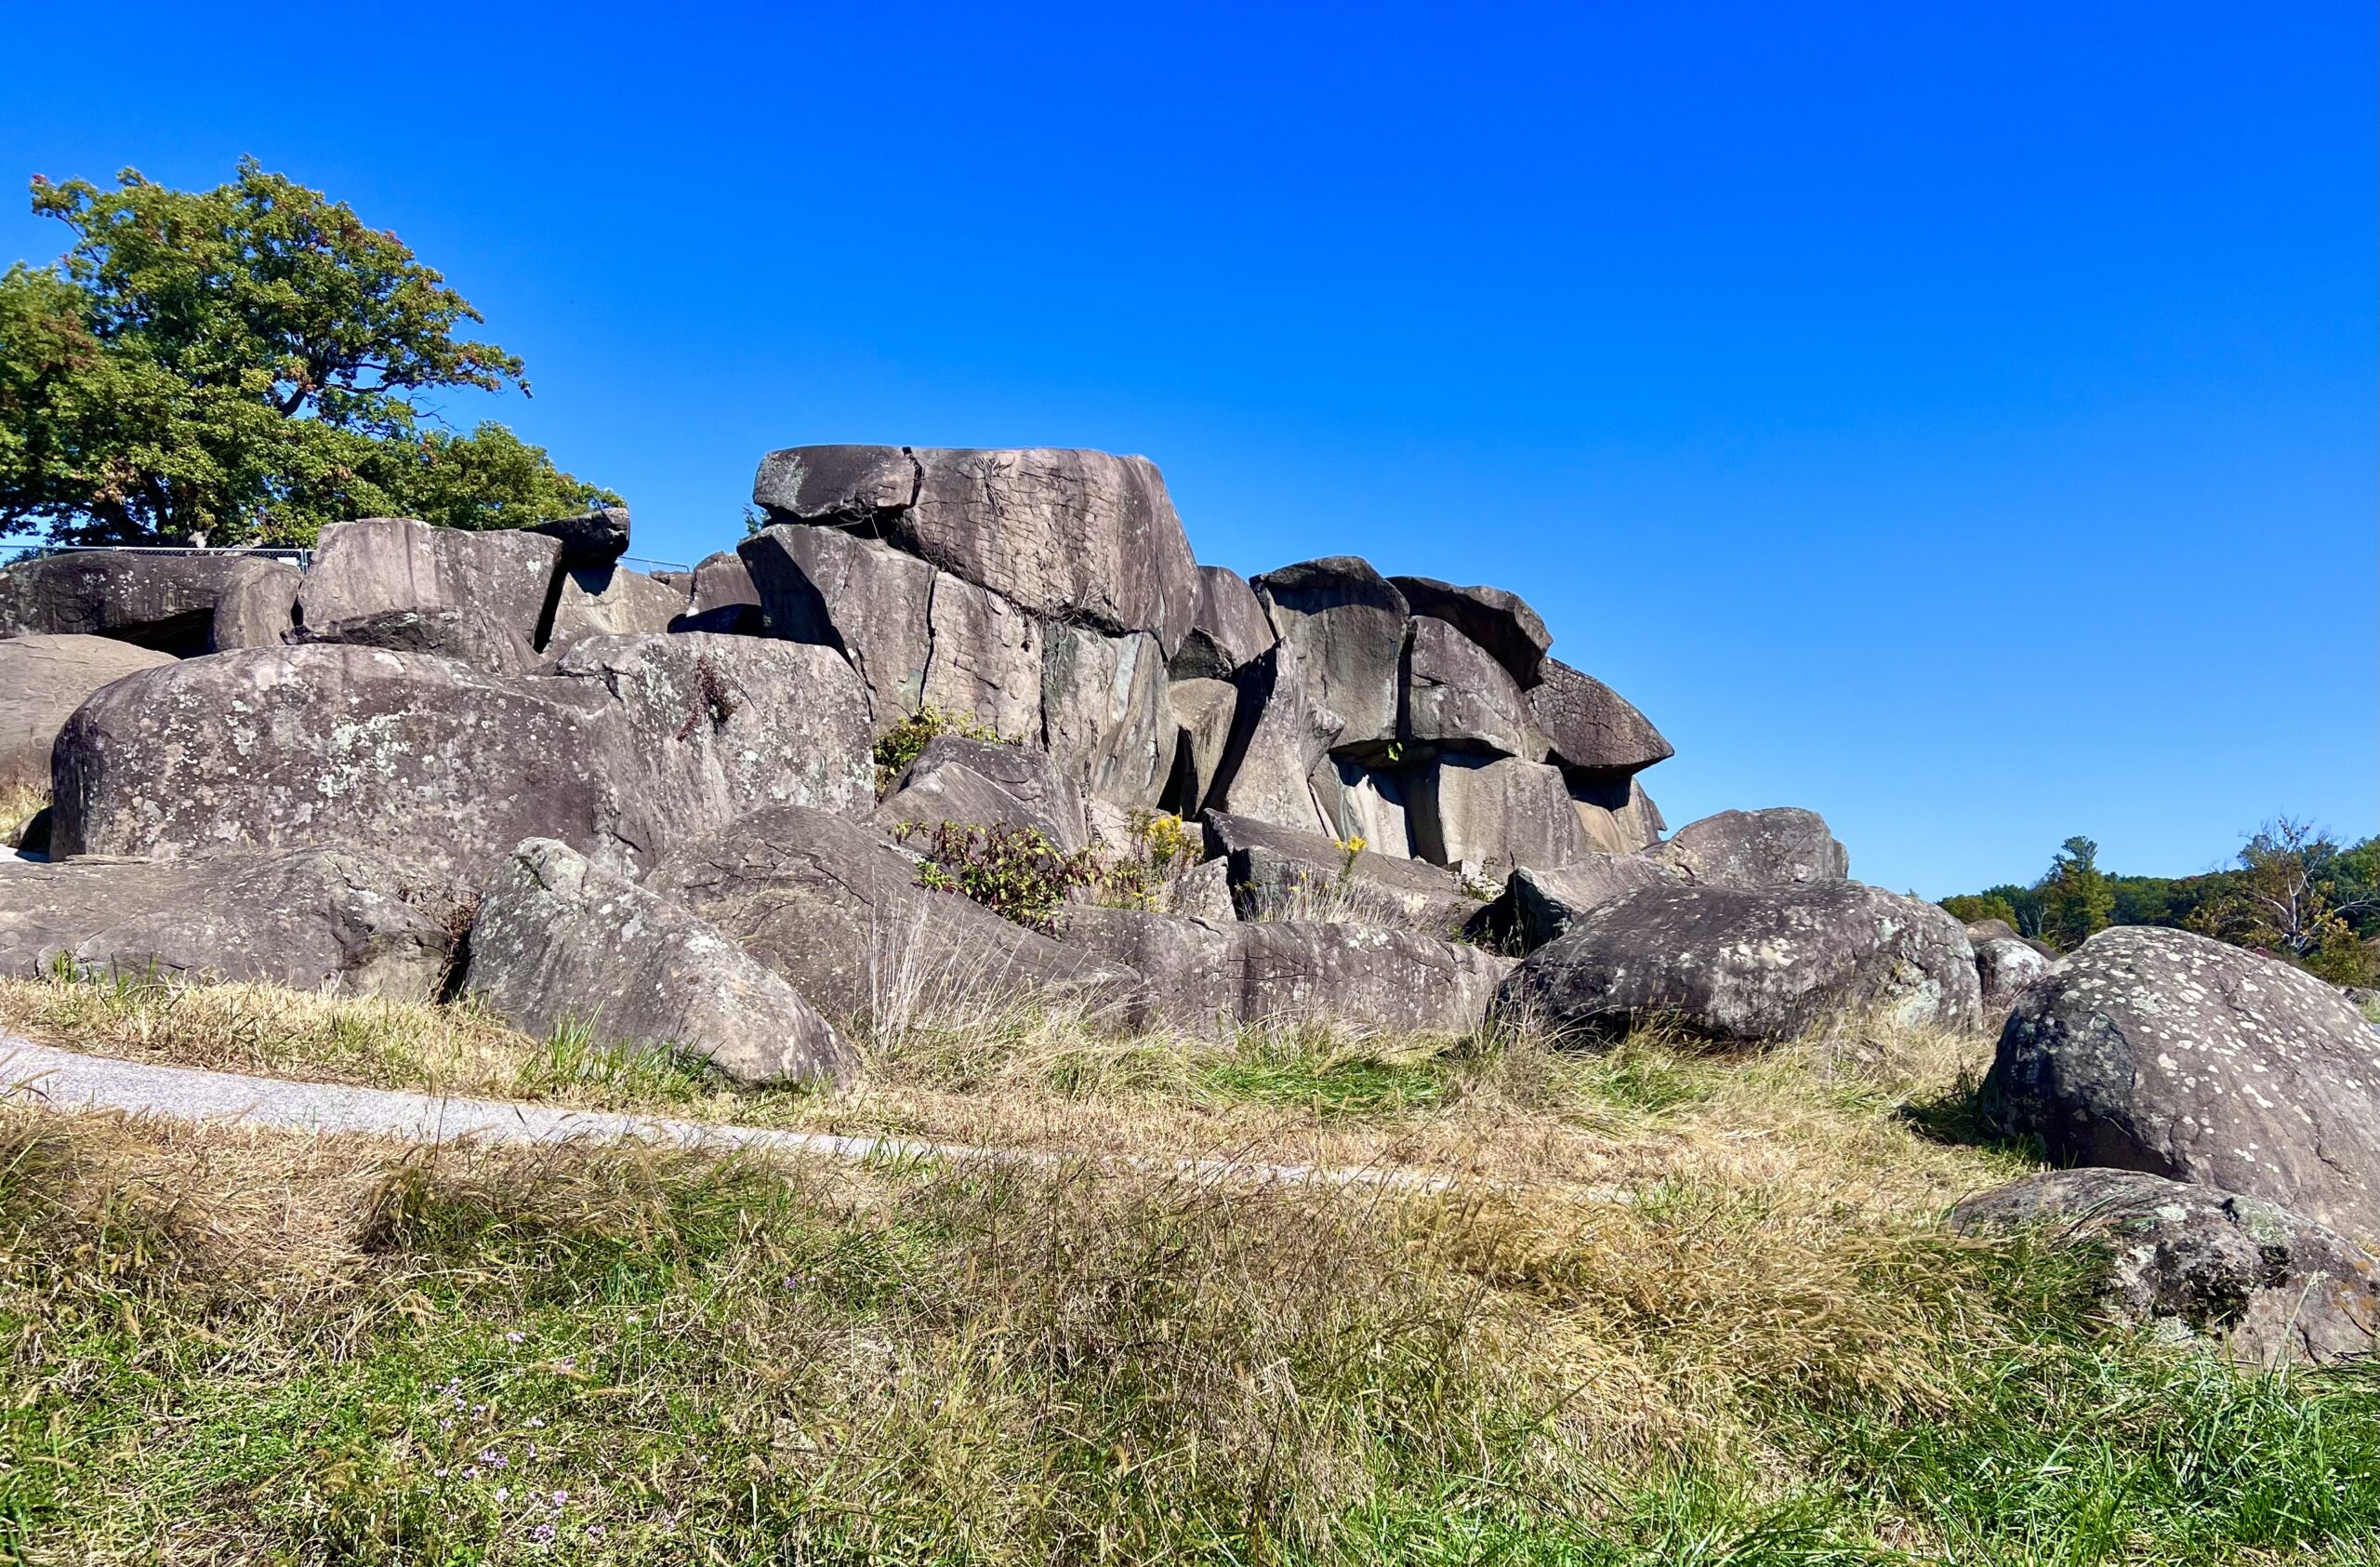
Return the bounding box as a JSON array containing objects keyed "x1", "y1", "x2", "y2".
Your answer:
[
  {"x1": 894, "y1": 821, "x2": 1095, "y2": 934},
  {"x1": 871, "y1": 704, "x2": 1014, "y2": 794}
]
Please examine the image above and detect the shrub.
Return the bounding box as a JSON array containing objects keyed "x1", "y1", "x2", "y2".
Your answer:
[
  {"x1": 871, "y1": 705, "x2": 1014, "y2": 795},
  {"x1": 894, "y1": 821, "x2": 1096, "y2": 934}
]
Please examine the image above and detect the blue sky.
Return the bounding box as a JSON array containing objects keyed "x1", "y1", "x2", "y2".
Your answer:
[{"x1": 4, "y1": 2, "x2": 2372, "y2": 896}]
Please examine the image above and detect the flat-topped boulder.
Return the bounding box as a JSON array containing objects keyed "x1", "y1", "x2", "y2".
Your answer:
[
  {"x1": 525, "y1": 505, "x2": 631, "y2": 566},
  {"x1": 1498, "y1": 880, "x2": 1981, "y2": 1044},
  {"x1": 1528, "y1": 658, "x2": 1673, "y2": 779},
  {"x1": 1646, "y1": 807, "x2": 1850, "y2": 888},
  {"x1": 1468, "y1": 855, "x2": 1688, "y2": 953},
  {"x1": 1250, "y1": 557, "x2": 1408, "y2": 753},
  {"x1": 751, "y1": 445, "x2": 1201, "y2": 656},
  {"x1": 1984, "y1": 926, "x2": 2380, "y2": 1239},
  {"x1": 297, "y1": 518, "x2": 562, "y2": 675},
  {"x1": 0, "y1": 846, "x2": 454, "y2": 999},
  {"x1": 1200, "y1": 809, "x2": 1474, "y2": 933},
  {"x1": 869, "y1": 735, "x2": 1088, "y2": 851},
  {"x1": 0, "y1": 549, "x2": 299, "y2": 655},
  {"x1": 0, "y1": 633, "x2": 176, "y2": 791},
  {"x1": 1390, "y1": 575, "x2": 1552, "y2": 686}
]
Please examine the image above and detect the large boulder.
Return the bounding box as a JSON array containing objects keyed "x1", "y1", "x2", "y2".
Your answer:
[
  {"x1": 675, "y1": 550, "x2": 762, "y2": 634},
  {"x1": 647, "y1": 803, "x2": 1141, "y2": 1027},
  {"x1": 751, "y1": 445, "x2": 1201, "y2": 656},
  {"x1": 1468, "y1": 855, "x2": 1687, "y2": 954},
  {"x1": 465, "y1": 838, "x2": 849, "y2": 1087},
  {"x1": 738, "y1": 525, "x2": 934, "y2": 727},
  {"x1": 0, "y1": 550, "x2": 300, "y2": 655},
  {"x1": 51, "y1": 637, "x2": 871, "y2": 887},
  {"x1": 1498, "y1": 881, "x2": 1982, "y2": 1044},
  {"x1": 1983, "y1": 926, "x2": 2380, "y2": 1239},
  {"x1": 1572, "y1": 775, "x2": 1666, "y2": 855},
  {"x1": 1063, "y1": 907, "x2": 1513, "y2": 1038},
  {"x1": 1250, "y1": 557, "x2": 1409, "y2": 753},
  {"x1": 920, "y1": 572, "x2": 1044, "y2": 740},
  {"x1": 1976, "y1": 934, "x2": 2054, "y2": 1015},
  {"x1": 526, "y1": 506, "x2": 631, "y2": 567},
  {"x1": 1162, "y1": 678, "x2": 1239, "y2": 817},
  {"x1": 1168, "y1": 565, "x2": 1277, "y2": 681},
  {"x1": 1200, "y1": 809, "x2": 1473, "y2": 934},
  {"x1": 1528, "y1": 658, "x2": 1673, "y2": 779},
  {"x1": 1646, "y1": 807, "x2": 1850, "y2": 888},
  {"x1": 1408, "y1": 755, "x2": 1586, "y2": 874},
  {"x1": 868, "y1": 736, "x2": 1088, "y2": 852},
  {"x1": 0, "y1": 846, "x2": 454, "y2": 999},
  {"x1": 1310, "y1": 758, "x2": 1412, "y2": 858},
  {"x1": 1041, "y1": 626, "x2": 1170, "y2": 814},
  {"x1": 0, "y1": 634, "x2": 177, "y2": 791},
  {"x1": 297, "y1": 518, "x2": 562, "y2": 675},
  {"x1": 1389, "y1": 576, "x2": 1552, "y2": 687},
  {"x1": 1401, "y1": 617, "x2": 1543, "y2": 760},
  {"x1": 544, "y1": 563, "x2": 687, "y2": 657},
  {"x1": 1952, "y1": 1169, "x2": 2380, "y2": 1366},
  {"x1": 1207, "y1": 639, "x2": 1343, "y2": 835}
]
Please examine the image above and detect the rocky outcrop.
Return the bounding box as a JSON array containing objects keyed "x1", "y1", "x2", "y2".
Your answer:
[
  {"x1": 1401, "y1": 617, "x2": 1543, "y2": 760},
  {"x1": 1953, "y1": 1169, "x2": 2380, "y2": 1365},
  {"x1": 1975, "y1": 934, "x2": 2053, "y2": 1014},
  {"x1": 1646, "y1": 807, "x2": 1850, "y2": 888},
  {"x1": 1062, "y1": 907, "x2": 1513, "y2": 1038},
  {"x1": 0, "y1": 550, "x2": 301, "y2": 655},
  {"x1": 869, "y1": 736, "x2": 1088, "y2": 852},
  {"x1": 1983, "y1": 926, "x2": 2380, "y2": 1239},
  {"x1": 526, "y1": 506, "x2": 631, "y2": 566},
  {"x1": 1468, "y1": 855, "x2": 1687, "y2": 954},
  {"x1": 1571, "y1": 776, "x2": 1666, "y2": 855},
  {"x1": 1408, "y1": 755, "x2": 1585, "y2": 874},
  {"x1": 0, "y1": 846, "x2": 454, "y2": 998},
  {"x1": 647, "y1": 803, "x2": 1142, "y2": 1026},
  {"x1": 1390, "y1": 576, "x2": 1552, "y2": 687},
  {"x1": 739, "y1": 525, "x2": 935, "y2": 727},
  {"x1": 1311, "y1": 758, "x2": 1412, "y2": 858},
  {"x1": 752, "y1": 445, "x2": 1201, "y2": 656},
  {"x1": 1498, "y1": 880, "x2": 1981, "y2": 1044},
  {"x1": 1169, "y1": 565, "x2": 1276, "y2": 681},
  {"x1": 1528, "y1": 658, "x2": 1673, "y2": 780},
  {"x1": 1041, "y1": 626, "x2": 1171, "y2": 814},
  {"x1": 0, "y1": 634, "x2": 176, "y2": 791},
  {"x1": 1251, "y1": 557, "x2": 1408, "y2": 753},
  {"x1": 297, "y1": 518, "x2": 562, "y2": 675},
  {"x1": 676, "y1": 550, "x2": 762, "y2": 634},
  {"x1": 1200, "y1": 810, "x2": 1474, "y2": 934},
  {"x1": 1208, "y1": 639, "x2": 1342, "y2": 835},
  {"x1": 544, "y1": 563, "x2": 686, "y2": 657},
  {"x1": 465, "y1": 838, "x2": 849, "y2": 1087},
  {"x1": 51, "y1": 637, "x2": 870, "y2": 887},
  {"x1": 1162, "y1": 678, "x2": 1239, "y2": 817}
]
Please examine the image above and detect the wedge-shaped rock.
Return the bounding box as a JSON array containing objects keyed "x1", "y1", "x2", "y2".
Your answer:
[
  {"x1": 1169, "y1": 565, "x2": 1277, "y2": 681},
  {"x1": 1984, "y1": 926, "x2": 2380, "y2": 1238},
  {"x1": 1, "y1": 634, "x2": 175, "y2": 791},
  {"x1": 1468, "y1": 855, "x2": 1687, "y2": 954},
  {"x1": 648, "y1": 803, "x2": 1142, "y2": 1026},
  {"x1": 1528, "y1": 658, "x2": 1673, "y2": 779},
  {"x1": 52, "y1": 637, "x2": 871, "y2": 886},
  {"x1": 545, "y1": 563, "x2": 686, "y2": 657},
  {"x1": 869, "y1": 736, "x2": 1088, "y2": 852},
  {"x1": 1408, "y1": 755, "x2": 1585, "y2": 873},
  {"x1": 1310, "y1": 758, "x2": 1412, "y2": 858},
  {"x1": 676, "y1": 550, "x2": 762, "y2": 634},
  {"x1": 739, "y1": 525, "x2": 934, "y2": 727},
  {"x1": 1498, "y1": 881, "x2": 1981, "y2": 1044},
  {"x1": 1571, "y1": 775, "x2": 1666, "y2": 854},
  {"x1": 526, "y1": 505, "x2": 631, "y2": 566},
  {"x1": 1063, "y1": 907, "x2": 1514, "y2": 1038},
  {"x1": 1161, "y1": 678, "x2": 1238, "y2": 817},
  {"x1": 1401, "y1": 616, "x2": 1543, "y2": 760},
  {"x1": 466, "y1": 838, "x2": 849, "y2": 1087},
  {"x1": 1042, "y1": 626, "x2": 1170, "y2": 812},
  {"x1": 298, "y1": 518, "x2": 562, "y2": 675},
  {"x1": 1646, "y1": 807, "x2": 1849, "y2": 888},
  {"x1": 0, "y1": 846, "x2": 454, "y2": 998},
  {"x1": 0, "y1": 550, "x2": 299, "y2": 655},
  {"x1": 1389, "y1": 576, "x2": 1552, "y2": 687},
  {"x1": 1208, "y1": 639, "x2": 1342, "y2": 835},
  {"x1": 1953, "y1": 1169, "x2": 2380, "y2": 1366},
  {"x1": 1200, "y1": 809, "x2": 1473, "y2": 934},
  {"x1": 752, "y1": 445, "x2": 1201, "y2": 656},
  {"x1": 1250, "y1": 556, "x2": 1408, "y2": 751}
]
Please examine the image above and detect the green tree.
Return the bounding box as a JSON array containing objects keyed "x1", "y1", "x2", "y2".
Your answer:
[
  {"x1": 0, "y1": 161, "x2": 613, "y2": 545},
  {"x1": 2038, "y1": 836, "x2": 2116, "y2": 950},
  {"x1": 1940, "y1": 892, "x2": 2021, "y2": 929},
  {"x1": 2188, "y1": 818, "x2": 2379, "y2": 982}
]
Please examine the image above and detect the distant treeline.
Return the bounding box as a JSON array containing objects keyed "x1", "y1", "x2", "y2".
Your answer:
[{"x1": 1941, "y1": 819, "x2": 2379, "y2": 988}]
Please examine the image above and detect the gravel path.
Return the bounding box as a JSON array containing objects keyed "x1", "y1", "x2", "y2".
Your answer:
[{"x1": 0, "y1": 1035, "x2": 1467, "y2": 1193}]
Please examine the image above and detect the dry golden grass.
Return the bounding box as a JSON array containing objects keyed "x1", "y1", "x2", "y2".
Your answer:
[{"x1": 0, "y1": 779, "x2": 46, "y2": 847}]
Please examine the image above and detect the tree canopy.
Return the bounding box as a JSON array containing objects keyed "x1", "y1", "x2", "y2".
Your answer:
[{"x1": 0, "y1": 161, "x2": 614, "y2": 545}]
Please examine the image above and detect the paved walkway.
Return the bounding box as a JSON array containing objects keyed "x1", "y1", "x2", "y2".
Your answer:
[{"x1": 0, "y1": 1036, "x2": 1476, "y2": 1194}]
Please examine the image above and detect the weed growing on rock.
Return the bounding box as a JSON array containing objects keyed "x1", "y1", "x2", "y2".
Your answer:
[
  {"x1": 893, "y1": 820, "x2": 1095, "y2": 934},
  {"x1": 871, "y1": 704, "x2": 1013, "y2": 794}
]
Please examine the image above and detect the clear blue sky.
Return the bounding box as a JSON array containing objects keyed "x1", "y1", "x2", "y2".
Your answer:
[{"x1": 4, "y1": 2, "x2": 2372, "y2": 896}]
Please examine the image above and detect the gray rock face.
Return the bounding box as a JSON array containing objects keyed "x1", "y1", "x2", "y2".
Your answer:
[
  {"x1": 0, "y1": 634, "x2": 177, "y2": 791},
  {"x1": 545, "y1": 564, "x2": 686, "y2": 657},
  {"x1": 51, "y1": 637, "x2": 871, "y2": 887},
  {"x1": 740, "y1": 525, "x2": 934, "y2": 728},
  {"x1": 1169, "y1": 565, "x2": 1277, "y2": 681},
  {"x1": 1498, "y1": 881, "x2": 1983, "y2": 1044},
  {"x1": 1209, "y1": 639, "x2": 1342, "y2": 835},
  {"x1": 1646, "y1": 807, "x2": 1850, "y2": 889},
  {"x1": 1162, "y1": 678, "x2": 1239, "y2": 817},
  {"x1": 1408, "y1": 755, "x2": 1586, "y2": 874},
  {"x1": 1164, "y1": 857, "x2": 1236, "y2": 922},
  {"x1": 1311, "y1": 758, "x2": 1412, "y2": 858},
  {"x1": 1528, "y1": 658, "x2": 1673, "y2": 779},
  {"x1": 1469, "y1": 856, "x2": 1687, "y2": 954},
  {"x1": 297, "y1": 519, "x2": 562, "y2": 675},
  {"x1": 0, "y1": 550, "x2": 300, "y2": 655},
  {"x1": 1983, "y1": 926, "x2": 2380, "y2": 1240},
  {"x1": 869, "y1": 736, "x2": 1088, "y2": 852},
  {"x1": 1402, "y1": 617, "x2": 1544, "y2": 760},
  {"x1": 1200, "y1": 809, "x2": 1473, "y2": 934},
  {"x1": 0, "y1": 847, "x2": 455, "y2": 999},
  {"x1": 1062, "y1": 907, "x2": 1513, "y2": 1038},
  {"x1": 1251, "y1": 557, "x2": 1409, "y2": 752},
  {"x1": 1572, "y1": 775, "x2": 1666, "y2": 855},
  {"x1": 1977, "y1": 936, "x2": 2054, "y2": 1015},
  {"x1": 920, "y1": 572, "x2": 1043, "y2": 741},
  {"x1": 1389, "y1": 576, "x2": 1553, "y2": 687},
  {"x1": 676, "y1": 550, "x2": 762, "y2": 634},
  {"x1": 465, "y1": 838, "x2": 849, "y2": 1087},
  {"x1": 648, "y1": 803, "x2": 1142, "y2": 1027},
  {"x1": 1952, "y1": 1169, "x2": 2380, "y2": 1366},
  {"x1": 1040, "y1": 626, "x2": 1170, "y2": 812},
  {"x1": 752, "y1": 445, "x2": 1201, "y2": 656},
  {"x1": 527, "y1": 505, "x2": 632, "y2": 566}
]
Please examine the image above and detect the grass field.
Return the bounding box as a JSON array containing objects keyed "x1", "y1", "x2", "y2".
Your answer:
[{"x1": 2, "y1": 969, "x2": 2377, "y2": 1562}]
